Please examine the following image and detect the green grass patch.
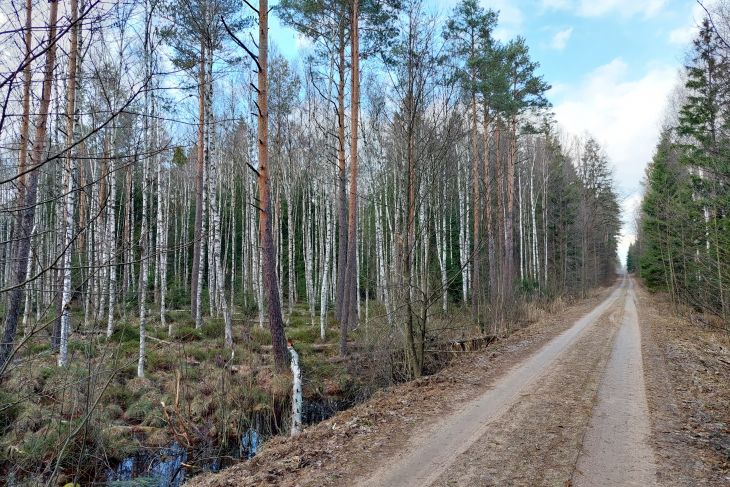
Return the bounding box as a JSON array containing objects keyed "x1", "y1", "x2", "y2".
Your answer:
[
  {"x1": 250, "y1": 326, "x2": 272, "y2": 346},
  {"x1": 286, "y1": 326, "x2": 319, "y2": 344},
  {"x1": 147, "y1": 351, "x2": 176, "y2": 372}
]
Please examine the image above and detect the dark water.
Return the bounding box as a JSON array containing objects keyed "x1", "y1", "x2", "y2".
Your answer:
[
  {"x1": 106, "y1": 397, "x2": 346, "y2": 486},
  {"x1": 106, "y1": 429, "x2": 260, "y2": 487},
  {"x1": 106, "y1": 442, "x2": 187, "y2": 487}
]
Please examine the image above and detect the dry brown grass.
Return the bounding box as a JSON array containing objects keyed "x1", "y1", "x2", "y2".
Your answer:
[{"x1": 637, "y1": 284, "x2": 730, "y2": 486}]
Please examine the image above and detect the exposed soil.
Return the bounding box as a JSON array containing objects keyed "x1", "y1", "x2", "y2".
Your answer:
[
  {"x1": 369, "y1": 282, "x2": 626, "y2": 487},
  {"x1": 637, "y1": 284, "x2": 730, "y2": 486},
  {"x1": 186, "y1": 284, "x2": 619, "y2": 487},
  {"x1": 427, "y1": 286, "x2": 625, "y2": 487},
  {"x1": 573, "y1": 279, "x2": 657, "y2": 487}
]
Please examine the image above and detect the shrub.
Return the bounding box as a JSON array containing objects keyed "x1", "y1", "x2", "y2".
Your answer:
[
  {"x1": 105, "y1": 384, "x2": 134, "y2": 409},
  {"x1": 172, "y1": 326, "x2": 202, "y2": 342},
  {"x1": 109, "y1": 323, "x2": 139, "y2": 343},
  {"x1": 201, "y1": 319, "x2": 224, "y2": 339},
  {"x1": 147, "y1": 351, "x2": 176, "y2": 371},
  {"x1": 0, "y1": 390, "x2": 20, "y2": 431}
]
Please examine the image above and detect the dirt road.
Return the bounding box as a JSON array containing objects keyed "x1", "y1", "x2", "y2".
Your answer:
[
  {"x1": 363, "y1": 277, "x2": 657, "y2": 487},
  {"x1": 189, "y1": 277, "x2": 728, "y2": 487}
]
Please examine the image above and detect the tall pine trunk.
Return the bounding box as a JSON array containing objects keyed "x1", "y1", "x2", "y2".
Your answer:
[
  {"x1": 341, "y1": 0, "x2": 360, "y2": 355},
  {"x1": 1, "y1": 1, "x2": 59, "y2": 371},
  {"x1": 256, "y1": 0, "x2": 288, "y2": 370}
]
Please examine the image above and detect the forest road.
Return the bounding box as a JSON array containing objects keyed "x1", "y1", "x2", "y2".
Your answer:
[{"x1": 360, "y1": 276, "x2": 658, "y2": 487}]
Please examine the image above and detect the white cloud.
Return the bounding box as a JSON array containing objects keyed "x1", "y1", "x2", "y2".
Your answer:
[
  {"x1": 482, "y1": 0, "x2": 524, "y2": 40},
  {"x1": 552, "y1": 58, "x2": 679, "y2": 251},
  {"x1": 550, "y1": 27, "x2": 573, "y2": 50},
  {"x1": 552, "y1": 58, "x2": 677, "y2": 192},
  {"x1": 667, "y1": 2, "x2": 713, "y2": 46},
  {"x1": 668, "y1": 25, "x2": 696, "y2": 45}
]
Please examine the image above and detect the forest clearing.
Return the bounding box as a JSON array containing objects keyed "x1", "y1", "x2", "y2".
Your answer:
[{"x1": 0, "y1": 0, "x2": 728, "y2": 485}]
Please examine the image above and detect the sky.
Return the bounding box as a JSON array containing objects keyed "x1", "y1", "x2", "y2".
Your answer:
[
  {"x1": 269, "y1": 0, "x2": 709, "y2": 266},
  {"x1": 0, "y1": 0, "x2": 707, "y2": 265}
]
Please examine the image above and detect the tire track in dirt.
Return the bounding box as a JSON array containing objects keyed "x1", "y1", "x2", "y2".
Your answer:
[
  {"x1": 572, "y1": 279, "x2": 657, "y2": 486},
  {"x1": 361, "y1": 279, "x2": 628, "y2": 487},
  {"x1": 429, "y1": 290, "x2": 625, "y2": 486}
]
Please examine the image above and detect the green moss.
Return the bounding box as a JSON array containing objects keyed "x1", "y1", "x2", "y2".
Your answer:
[
  {"x1": 172, "y1": 326, "x2": 203, "y2": 342},
  {"x1": 0, "y1": 390, "x2": 20, "y2": 431},
  {"x1": 124, "y1": 398, "x2": 155, "y2": 423}
]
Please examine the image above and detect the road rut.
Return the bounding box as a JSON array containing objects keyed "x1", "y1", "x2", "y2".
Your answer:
[
  {"x1": 362, "y1": 279, "x2": 630, "y2": 487},
  {"x1": 573, "y1": 279, "x2": 657, "y2": 486}
]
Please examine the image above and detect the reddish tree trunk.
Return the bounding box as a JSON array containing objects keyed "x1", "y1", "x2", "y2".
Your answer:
[
  {"x1": 1, "y1": 0, "x2": 59, "y2": 371},
  {"x1": 258, "y1": 0, "x2": 288, "y2": 370},
  {"x1": 191, "y1": 41, "x2": 206, "y2": 323},
  {"x1": 335, "y1": 23, "x2": 348, "y2": 324},
  {"x1": 341, "y1": 0, "x2": 360, "y2": 356}
]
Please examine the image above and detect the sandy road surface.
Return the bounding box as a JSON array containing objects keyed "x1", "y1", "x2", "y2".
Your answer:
[
  {"x1": 573, "y1": 279, "x2": 657, "y2": 486},
  {"x1": 362, "y1": 277, "x2": 658, "y2": 487}
]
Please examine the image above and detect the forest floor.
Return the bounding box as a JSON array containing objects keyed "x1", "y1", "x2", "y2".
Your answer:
[
  {"x1": 637, "y1": 283, "x2": 730, "y2": 485},
  {"x1": 186, "y1": 278, "x2": 730, "y2": 487}
]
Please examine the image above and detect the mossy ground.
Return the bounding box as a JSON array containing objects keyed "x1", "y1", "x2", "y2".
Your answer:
[{"x1": 0, "y1": 302, "x2": 372, "y2": 485}]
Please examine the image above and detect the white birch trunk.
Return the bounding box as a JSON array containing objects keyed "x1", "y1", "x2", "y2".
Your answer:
[
  {"x1": 286, "y1": 181, "x2": 295, "y2": 315},
  {"x1": 210, "y1": 144, "x2": 233, "y2": 348},
  {"x1": 288, "y1": 342, "x2": 302, "y2": 436},
  {"x1": 320, "y1": 201, "x2": 333, "y2": 339},
  {"x1": 436, "y1": 193, "x2": 448, "y2": 313},
  {"x1": 303, "y1": 190, "x2": 315, "y2": 325},
  {"x1": 457, "y1": 157, "x2": 468, "y2": 303}
]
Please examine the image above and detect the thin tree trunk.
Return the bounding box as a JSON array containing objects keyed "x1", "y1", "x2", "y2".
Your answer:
[
  {"x1": 191, "y1": 40, "x2": 206, "y2": 327},
  {"x1": 320, "y1": 201, "x2": 333, "y2": 339},
  {"x1": 58, "y1": 0, "x2": 80, "y2": 367},
  {"x1": 16, "y1": 0, "x2": 33, "y2": 210}
]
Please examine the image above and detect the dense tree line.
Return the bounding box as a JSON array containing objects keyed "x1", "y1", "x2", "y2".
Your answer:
[
  {"x1": 634, "y1": 5, "x2": 729, "y2": 324},
  {"x1": 0, "y1": 1, "x2": 622, "y2": 481},
  {"x1": 0, "y1": 0, "x2": 622, "y2": 378}
]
